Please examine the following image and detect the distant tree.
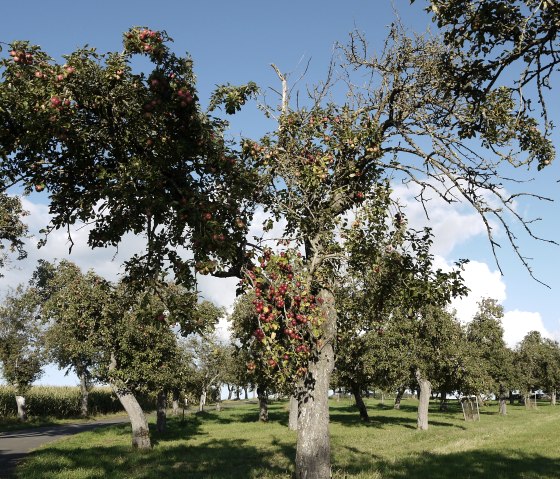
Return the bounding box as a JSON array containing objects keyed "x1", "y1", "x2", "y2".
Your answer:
[
  {"x1": 515, "y1": 331, "x2": 546, "y2": 404},
  {"x1": 539, "y1": 338, "x2": 560, "y2": 405},
  {"x1": 466, "y1": 298, "x2": 516, "y2": 414},
  {"x1": 0, "y1": 286, "x2": 44, "y2": 420},
  {"x1": 35, "y1": 260, "x2": 106, "y2": 417}
]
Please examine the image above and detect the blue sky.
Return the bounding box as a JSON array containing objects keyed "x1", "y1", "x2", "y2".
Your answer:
[{"x1": 1, "y1": 0, "x2": 559, "y2": 386}]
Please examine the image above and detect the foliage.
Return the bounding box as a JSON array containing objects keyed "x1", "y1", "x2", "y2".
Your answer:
[
  {"x1": 0, "y1": 27, "x2": 258, "y2": 285},
  {"x1": 0, "y1": 286, "x2": 44, "y2": 392},
  {"x1": 416, "y1": 0, "x2": 558, "y2": 165},
  {"x1": 0, "y1": 193, "x2": 27, "y2": 276},
  {"x1": 465, "y1": 298, "x2": 516, "y2": 397}
]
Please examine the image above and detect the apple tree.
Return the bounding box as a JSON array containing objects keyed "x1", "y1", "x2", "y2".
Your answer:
[
  {"x1": 0, "y1": 27, "x2": 259, "y2": 286},
  {"x1": 465, "y1": 298, "x2": 516, "y2": 414},
  {"x1": 0, "y1": 285, "x2": 45, "y2": 420}
]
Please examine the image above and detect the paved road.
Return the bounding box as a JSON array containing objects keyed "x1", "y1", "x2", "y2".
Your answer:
[{"x1": 0, "y1": 417, "x2": 129, "y2": 478}]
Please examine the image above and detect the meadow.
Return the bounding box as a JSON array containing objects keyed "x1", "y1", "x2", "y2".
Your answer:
[{"x1": 14, "y1": 397, "x2": 560, "y2": 478}]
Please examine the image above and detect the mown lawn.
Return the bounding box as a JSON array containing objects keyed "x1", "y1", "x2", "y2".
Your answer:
[{"x1": 15, "y1": 398, "x2": 560, "y2": 478}]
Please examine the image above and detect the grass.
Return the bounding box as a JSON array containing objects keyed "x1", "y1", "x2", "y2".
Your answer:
[{"x1": 15, "y1": 398, "x2": 560, "y2": 478}]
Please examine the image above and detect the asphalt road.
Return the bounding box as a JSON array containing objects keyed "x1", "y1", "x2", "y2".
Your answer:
[{"x1": 0, "y1": 417, "x2": 129, "y2": 478}]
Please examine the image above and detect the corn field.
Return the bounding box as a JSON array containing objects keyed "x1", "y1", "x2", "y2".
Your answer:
[{"x1": 0, "y1": 386, "x2": 126, "y2": 418}]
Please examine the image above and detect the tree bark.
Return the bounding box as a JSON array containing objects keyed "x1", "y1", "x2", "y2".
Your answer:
[
  {"x1": 156, "y1": 390, "x2": 167, "y2": 433},
  {"x1": 199, "y1": 390, "x2": 207, "y2": 412},
  {"x1": 498, "y1": 397, "x2": 507, "y2": 415},
  {"x1": 227, "y1": 385, "x2": 233, "y2": 400},
  {"x1": 112, "y1": 386, "x2": 151, "y2": 449},
  {"x1": 289, "y1": 395, "x2": 299, "y2": 431},
  {"x1": 257, "y1": 386, "x2": 268, "y2": 422},
  {"x1": 439, "y1": 391, "x2": 448, "y2": 411},
  {"x1": 78, "y1": 368, "x2": 89, "y2": 417},
  {"x1": 295, "y1": 289, "x2": 336, "y2": 479},
  {"x1": 172, "y1": 389, "x2": 180, "y2": 416},
  {"x1": 509, "y1": 390, "x2": 515, "y2": 405},
  {"x1": 15, "y1": 395, "x2": 27, "y2": 421},
  {"x1": 551, "y1": 391, "x2": 556, "y2": 406},
  {"x1": 351, "y1": 382, "x2": 369, "y2": 421},
  {"x1": 243, "y1": 387, "x2": 248, "y2": 400},
  {"x1": 394, "y1": 388, "x2": 404, "y2": 410},
  {"x1": 415, "y1": 369, "x2": 431, "y2": 431}
]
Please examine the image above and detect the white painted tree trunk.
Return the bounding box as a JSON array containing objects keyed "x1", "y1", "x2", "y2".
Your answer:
[
  {"x1": 199, "y1": 391, "x2": 207, "y2": 412},
  {"x1": 15, "y1": 395, "x2": 27, "y2": 421},
  {"x1": 415, "y1": 369, "x2": 431, "y2": 431}
]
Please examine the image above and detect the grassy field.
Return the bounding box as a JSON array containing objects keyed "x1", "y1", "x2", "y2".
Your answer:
[{"x1": 15, "y1": 397, "x2": 560, "y2": 478}]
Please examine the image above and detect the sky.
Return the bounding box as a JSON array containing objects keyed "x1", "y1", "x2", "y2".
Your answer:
[{"x1": 0, "y1": 0, "x2": 559, "y2": 386}]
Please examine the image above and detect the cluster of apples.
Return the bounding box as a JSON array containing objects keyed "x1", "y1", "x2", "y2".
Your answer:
[{"x1": 246, "y1": 249, "x2": 324, "y2": 378}]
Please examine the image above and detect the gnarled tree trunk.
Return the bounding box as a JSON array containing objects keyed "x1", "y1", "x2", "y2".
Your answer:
[
  {"x1": 350, "y1": 382, "x2": 369, "y2": 421},
  {"x1": 112, "y1": 386, "x2": 151, "y2": 449},
  {"x1": 109, "y1": 354, "x2": 150, "y2": 449},
  {"x1": 156, "y1": 390, "x2": 167, "y2": 433},
  {"x1": 415, "y1": 369, "x2": 431, "y2": 431},
  {"x1": 295, "y1": 289, "x2": 336, "y2": 479}
]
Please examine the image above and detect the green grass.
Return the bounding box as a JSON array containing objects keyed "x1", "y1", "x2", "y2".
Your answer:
[{"x1": 15, "y1": 398, "x2": 560, "y2": 478}]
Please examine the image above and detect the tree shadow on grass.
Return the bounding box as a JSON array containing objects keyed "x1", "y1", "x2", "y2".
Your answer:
[
  {"x1": 18, "y1": 434, "x2": 295, "y2": 479},
  {"x1": 329, "y1": 409, "x2": 465, "y2": 431},
  {"x1": 336, "y1": 448, "x2": 560, "y2": 479}
]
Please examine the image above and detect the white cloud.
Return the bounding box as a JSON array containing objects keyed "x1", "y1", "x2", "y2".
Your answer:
[
  {"x1": 437, "y1": 257, "x2": 553, "y2": 349},
  {"x1": 502, "y1": 310, "x2": 553, "y2": 348},
  {"x1": 392, "y1": 183, "x2": 489, "y2": 256},
  {"x1": 448, "y1": 260, "x2": 507, "y2": 324}
]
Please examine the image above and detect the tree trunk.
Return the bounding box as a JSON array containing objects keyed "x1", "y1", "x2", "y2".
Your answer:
[
  {"x1": 227, "y1": 385, "x2": 233, "y2": 400},
  {"x1": 15, "y1": 395, "x2": 27, "y2": 421},
  {"x1": 551, "y1": 391, "x2": 556, "y2": 406},
  {"x1": 78, "y1": 369, "x2": 89, "y2": 417},
  {"x1": 415, "y1": 369, "x2": 431, "y2": 431},
  {"x1": 156, "y1": 390, "x2": 167, "y2": 433},
  {"x1": 112, "y1": 386, "x2": 151, "y2": 449},
  {"x1": 257, "y1": 386, "x2": 268, "y2": 422},
  {"x1": 295, "y1": 289, "x2": 336, "y2": 479},
  {"x1": 244, "y1": 387, "x2": 248, "y2": 400},
  {"x1": 289, "y1": 395, "x2": 299, "y2": 431},
  {"x1": 199, "y1": 390, "x2": 207, "y2": 412},
  {"x1": 439, "y1": 391, "x2": 448, "y2": 411},
  {"x1": 351, "y1": 382, "x2": 369, "y2": 421},
  {"x1": 499, "y1": 397, "x2": 507, "y2": 415},
  {"x1": 394, "y1": 388, "x2": 404, "y2": 410},
  {"x1": 509, "y1": 390, "x2": 515, "y2": 405},
  {"x1": 172, "y1": 389, "x2": 180, "y2": 416}
]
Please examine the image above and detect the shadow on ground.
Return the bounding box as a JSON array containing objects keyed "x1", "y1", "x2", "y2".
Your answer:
[{"x1": 337, "y1": 448, "x2": 560, "y2": 479}]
